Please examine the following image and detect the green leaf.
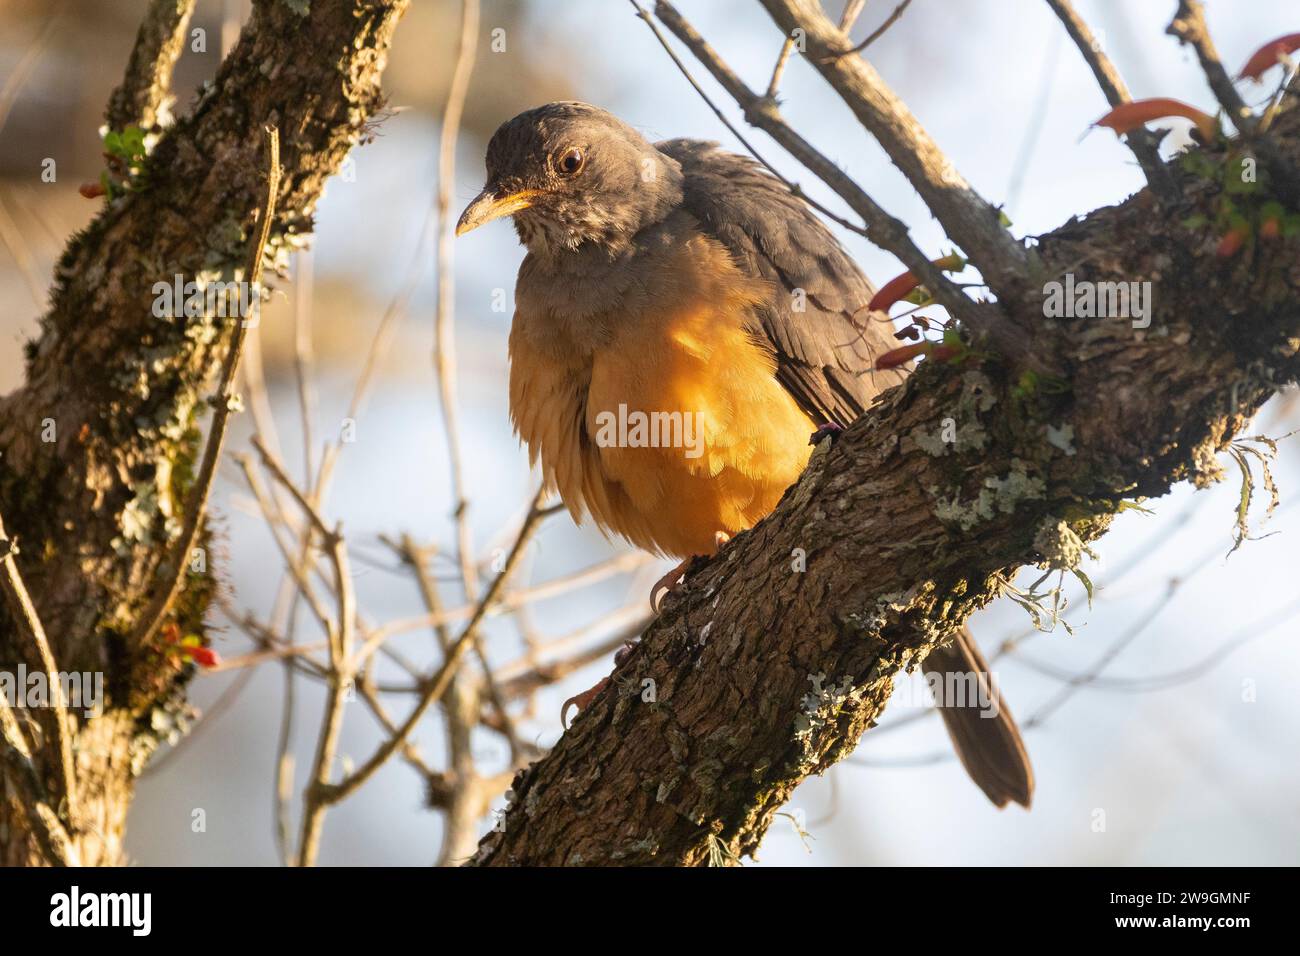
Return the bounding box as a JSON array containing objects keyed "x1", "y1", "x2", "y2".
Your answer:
[
  {"x1": 122, "y1": 125, "x2": 146, "y2": 158},
  {"x1": 1071, "y1": 568, "x2": 1095, "y2": 609},
  {"x1": 1227, "y1": 447, "x2": 1252, "y2": 558}
]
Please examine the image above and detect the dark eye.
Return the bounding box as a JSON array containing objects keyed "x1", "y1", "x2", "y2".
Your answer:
[{"x1": 556, "y1": 147, "x2": 585, "y2": 177}]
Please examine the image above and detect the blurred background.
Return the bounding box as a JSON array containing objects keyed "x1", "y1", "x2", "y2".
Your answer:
[{"x1": 1, "y1": 0, "x2": 1297, "y2": 865}]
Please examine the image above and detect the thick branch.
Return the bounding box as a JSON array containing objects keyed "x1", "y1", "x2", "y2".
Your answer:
[
  {"x1": 0, "y1": 0, "x2": 410, "y2": 866},
  {"x1": 104, "y1": 0, "x2": 197, "y2": 131}
]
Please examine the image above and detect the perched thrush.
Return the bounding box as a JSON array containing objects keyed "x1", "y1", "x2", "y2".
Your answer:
[{"x1": 458, "y1": 101, "x2": 1032, "y2": 809}]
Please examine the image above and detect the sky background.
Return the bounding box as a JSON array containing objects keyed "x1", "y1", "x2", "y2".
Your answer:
[{"x1": 1, "y1": 0, "x2": 1298, "y2": 865}]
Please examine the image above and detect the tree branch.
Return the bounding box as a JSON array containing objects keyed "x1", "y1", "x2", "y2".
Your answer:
[
  {"x1": 0, "y1": 0, "x2": 411, "y2": 866},
  {"x1": 1167, "y1": 0, "x2": 1300, "y2": 206},
  {"x1": 104, "y1": 0, "x2": 197, "y2": 132},
  {"x1": 131, "y1": 125, "x2": 281, "y2": 651},
  {"x1": 1167, "y1": 0, "x2": 1256, "y2": 134}
]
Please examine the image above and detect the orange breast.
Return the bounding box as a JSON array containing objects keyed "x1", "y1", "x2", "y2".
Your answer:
[{"x1": 509, "y1": 235, "x2": 814, "y2": 558}]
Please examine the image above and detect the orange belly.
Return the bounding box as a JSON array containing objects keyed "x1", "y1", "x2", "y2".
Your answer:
[{"x1": 509, "y1": 235, "x2": 815, "y2": 558}]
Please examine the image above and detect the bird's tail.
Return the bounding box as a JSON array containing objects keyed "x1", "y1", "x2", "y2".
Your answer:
[{"x1": 924, "y1": 626, "x2": 1034, "y2": 809}]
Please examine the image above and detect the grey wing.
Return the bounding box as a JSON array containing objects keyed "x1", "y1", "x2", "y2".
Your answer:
[{"x1": 657, "y1": 138, "x2": 905, "y2": 427}]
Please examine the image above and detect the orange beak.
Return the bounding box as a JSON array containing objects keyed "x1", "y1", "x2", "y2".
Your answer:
[{"x1": 455, "y1": 188, "x2": 541, "y2": 236}]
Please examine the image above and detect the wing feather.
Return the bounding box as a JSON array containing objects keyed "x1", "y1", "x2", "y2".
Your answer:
[{"x1": 657, "y1": 138, "x2": 906, "y2": 426}]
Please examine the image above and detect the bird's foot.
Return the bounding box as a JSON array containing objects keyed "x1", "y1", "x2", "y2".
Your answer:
[
  {"x1": 560, "y1": 640, "x2": 640, "y2": 728},
  {"x1": 809, "y1": 422, "x2": 844, "y2": 446},
  {"x1": 650, "y1": 557, "x2": 692, "y2": 614},
  {"x1": 649, "y1": 534, "x2": 729, "y2": 614}
]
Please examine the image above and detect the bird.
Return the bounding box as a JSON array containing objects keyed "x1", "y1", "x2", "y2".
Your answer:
[{"x1": 456, "y1": 101, "x2": 1033, "y2": 809}]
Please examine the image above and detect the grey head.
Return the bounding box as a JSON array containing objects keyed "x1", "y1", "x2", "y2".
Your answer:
[{"x1": 456, "y1": 102, "x2": 683, "y2": 256}]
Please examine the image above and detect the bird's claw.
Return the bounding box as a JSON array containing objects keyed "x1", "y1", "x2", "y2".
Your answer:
[
  {"x1": 809, "y1": 422, "x2": 844, "y2": 446},
  {"x1": 561, "y1": 677, "x2": 610, "y2": 728},
  {"x1": 649, "y1": 558, "x2": 690, "y2": 614},
  {"x1": 559, "y1": 639, "x2": 640, "y2": 728}
]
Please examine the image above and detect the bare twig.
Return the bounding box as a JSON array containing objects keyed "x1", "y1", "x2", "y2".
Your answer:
[
  {"x1": 1045, "y1": 0, "x2": 1174, "y2": 201},
  {"x1": 398, "y1": 537, "x2": 524, "y2": 765},
  {"x1": 1167, "y1": 1, "x2": 1255, "y2": 134},
  {"x1": 1167, "y1": 1, "x2": 1300, "y2": 207},
  {"x1": 293, "y1": 249, "x2": 319, "y2": 481},
  {"x1": 823, "y1": 0, "x2": 913, "y2": 60},
  {"x1": 765, "y1": 36, "x2": 797, "y2": 99},
  {"x1": 0, "y1": 699, "x2": 79, "y2": 866},
  {"x1": 0, "y1": 7, "x2": 67, "y2": 136},
  {"x1": 0, "y1": 513, "x2": 78, "y2": 832},
  {"x1": 638, "y1": 0, "x2": 872, "y2": 239},
  {"x1": 233, "y1": 454, "x2": 336, "y2": 635},
  {"x1": 0, "y1": 195, "x2": 45, "y2": 309},
  {"x1": 132, "y1": 126, "x2": 280, "y2": 651},
  {"x1": 251, "y1": 460, "x2": 356, "y2": 865},
  {"x1": 434, "y1": 0, "x2": 482, "y2": 603},
  {"x1": 0, "y1": 10, "x2": 68, "y2": 307},
  {"x1": 837, "y1": 0, "x2": 867, "y2": 33},
  {"x1": 309, "y1": 488, "x2": 547, "y2": 809}
]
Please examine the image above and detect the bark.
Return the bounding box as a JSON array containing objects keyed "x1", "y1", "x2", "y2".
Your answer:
[
  {"x1": 0, "y1": 0, "x2": 409, "y2": 866},
  {"x1": 104, "y1": 0, "x2": 197, "y2": 133},
  {"x1": 470, "y1": 103, "x2": 1300, "y2": 866}
]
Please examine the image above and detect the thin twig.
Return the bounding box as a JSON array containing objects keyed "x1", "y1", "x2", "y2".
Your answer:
[
  {"x1": 434, "y1": 0, "x2": 482, "y2": 604},
  {"x1": 309, "y1": 488, "x2": 546, "y2": 809},
  {"x1": 837, "y1": 0, "x2": 867, "y2": 32},
  {"x1": 0, "y1": 513, "x2": 78, "y2": 831},
  {"x1": 399, "y1": 537, "x2": 524, "y2": 764},
  {"x1": 765, "y1": 36, "x2": 797, "y2": 99},
  {"x1": 823, "y1": 0, "x2": 913, "y2": 60},
  {"x1": 1167, "y1": 1, "x2": 1255, "y2": 134},
  {"x1": 0, "y1": 698, "x2": 79, "y2": 866},
  {"x1": 293, "y1": 249, "x2": 319, "y2": 481},
  {"x1": 1045, "y1": 0, "x2": 1174, "y2": 201},
  {"x1": 1167, "y1": 1, "x2": 1300, "y2": 206},
  {"x1": 639, "y1": 0, "x2": 869, "y2": 240},
  {"x1": 756, "y1": 0, "x2": 1031, "y2": 305},
  {"x1": 131, "y1": 125, "x2": 280, "y2": 651}
]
